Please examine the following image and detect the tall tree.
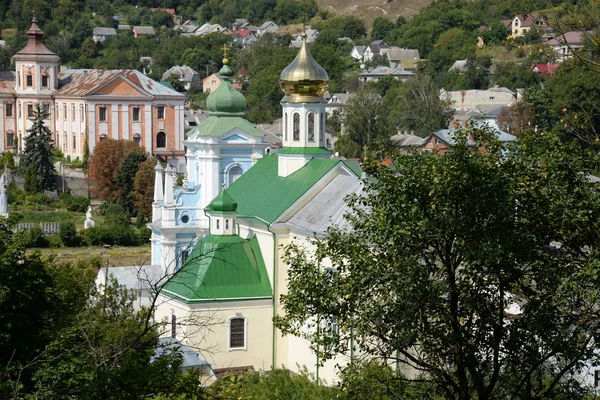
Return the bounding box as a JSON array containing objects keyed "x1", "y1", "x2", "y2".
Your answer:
[
  {"x1": 371, "y1": 17, "x2": 394, "y2": 41},
  {"x1": 336, "y1": 88, "x2": 389, "y2": 158},
  {"x1": 276, "y1": 127, "x2": 600, "y2": 399},
  {"x1": 22, "y1": 103, "x2": 56, "y2": 192},
  {"x1": 132, "y1": 158, "x2": 158, "y2": 221},
  {"x1": 386, "y1": 74, "x2": 454, "y2": 137},
  {"x1": 88, "y1": 139, "x2": 142, "y2": 201},
  {"x1": 116, "y1": 150, "x2": 149, "y2": 214}
]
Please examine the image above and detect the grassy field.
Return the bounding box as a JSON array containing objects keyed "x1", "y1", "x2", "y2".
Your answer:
[{"x1": 28, "y1": 244, "x2": 152, "y2": 267}]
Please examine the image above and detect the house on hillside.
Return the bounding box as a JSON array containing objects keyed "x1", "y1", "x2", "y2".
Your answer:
[
  {"x1": 441, "y1": 87, "x2": 516, "y2": 110},
  {"x1": 133, "y1": 26, "x2": 156, "y2": 38},
  {"x1": 161, "y1": 66, "x2": 201, "y2": 91},
  {"x1": 232, "y1": 29, "x2": 257, "y2": 48},
  {"x1": 92, "y1": 27, "x2": 117, "y2": 43},
  {"x1": 530, "y1": 63, "x2": 559, "y2": 76},
  {"x1": 359, "y1": 65, "x2": 414, "y2": 84},
  {"x1": 386, "y1": 47, "x2": 420, "y2": 68},
  {"x1": 203, "y1": 73, "x2": 222, "y2": 94},
  {"x1": 176, "y1": 20, "x2": 200, "y2": 34},
  {"x1": 291, "y1": 30, "x2": 319, "y2": 47},
  {"x1": 363, "y1": 40, "x2": 390, "y2": 61},
  {"x1": 150, "y1": 8, "x2": 178, "y2": 24},
  {"x1": 546, "y1": 31, "x2": 590, "y2": 61},
  {"x1": 510, "y1": 13, "x2": 543, "y2": 37},
  {"x1": 257, "y1": 21, "x2": 279, "y2": 36},
  {"x1": 396, "y1": 124, "x2": 516, "y2": 155},
  {"x1": 326, "y1": 93, "x2": 354, "y2": 116},
  {"x1": 350, "y1": 45, "x2": 365, "y2": 61}
]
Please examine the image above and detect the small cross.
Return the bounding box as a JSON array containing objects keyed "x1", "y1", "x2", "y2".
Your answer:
[
  {"x1": 219, "y1": 169, "x2": 227, "y2": 189},
  {"x1": 221, "y1": 44, "x2": 230, "y2": 60}
]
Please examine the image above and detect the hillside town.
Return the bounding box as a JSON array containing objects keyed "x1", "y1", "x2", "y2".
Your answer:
[{"x1": 1, "y1": 0, "x2": 600, "y2": 398}]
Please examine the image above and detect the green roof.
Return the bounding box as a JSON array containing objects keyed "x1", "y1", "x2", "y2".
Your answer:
[
  {"x1": 277, "y1": 147, "x2": 332, "y2": 155},
  {"x1": 225, "y1": 153, "x2": 357, "y2": 224},
  {"x1": 162, "y1": 235, "x2": 272, "y2": 303},
  {"x1": 188, "y1": 115, "x2": 265, "y2": 138},
  {"x1": 208, "y1": 190, "x2": 237, "y2": 212}
]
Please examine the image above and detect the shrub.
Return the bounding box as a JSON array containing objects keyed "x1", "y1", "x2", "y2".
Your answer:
[
  {"x1": 103, "y1": 203, "x2": 130, "y2": 225},
  {"x1": 85, "y1": 223, "x2": 138, "y2": 246},
  {"x1": 136, "y1": 226, "x2": 151, "y2": 244},
  {"x1": 7, "y1": 182, "x2": 25, "y2": 205},
  {"x1": 46, "y1": 235, "x2": 64, "y2": 248},
  {"x1": 3, "y1": 151, "x2": 15, "y2": 169},
  {"x1": 68, "y1": 196, "x2": 90, "y2": 213},
  {"x1": 59, "y1": 221, "x2": 78, "y2": 246},
  {"x1": 26, "y1": 193, "x2": 51, "y2": 206},
  {"x1": 23, "y1": 225, "x2": 47, "y2": 248}
]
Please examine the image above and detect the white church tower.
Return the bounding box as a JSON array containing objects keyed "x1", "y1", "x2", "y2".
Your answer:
[
  {"x1": 278, "y1": 35, "x2": 330, "y2": 177},
  {"x1": 150, "y1": 51, "x2": 269, "y2": 274}
]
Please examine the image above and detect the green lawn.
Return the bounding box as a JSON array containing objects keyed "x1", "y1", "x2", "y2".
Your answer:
[{"x1": 29, "y1": 244, "x2": 152, "y2": 267}]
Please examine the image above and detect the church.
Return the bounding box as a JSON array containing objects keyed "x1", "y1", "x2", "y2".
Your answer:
[{"x1": 151, "y1": 37, "x2": 363, "y2": 382}]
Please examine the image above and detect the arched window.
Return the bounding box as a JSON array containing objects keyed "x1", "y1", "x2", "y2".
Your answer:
[
  {"x1": 171, "y1": 314, "x2": 177, "y2": 338},
  {"x1": 284, "y1": 113, "x2": 288, "y2": 141},
  {"x1": 228, "y1": 165, "x2": 243, "y2": 186},
  {"x1": 229, "y1": 317, "x2": 246, "y2": 349},
  {"x1": 293, "y1": 113, "x2": 300, "y2": 141},
  {"x1": 216, "y1": 219, "x2": 220, "y2": 230},
  {"x1": 225, "y1": 219, "x2": 229, "y2": 230},
  {"x1": 307, "y1": 113, "x2": 315, "y2": 142},
  {"x1": 156, "y1": 131, "x2": 166, "y2": 148}
]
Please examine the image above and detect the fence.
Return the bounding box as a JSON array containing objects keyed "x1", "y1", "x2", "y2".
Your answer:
[{"x1": 16, "y1": 222, "x2": 60, "y2": 236}]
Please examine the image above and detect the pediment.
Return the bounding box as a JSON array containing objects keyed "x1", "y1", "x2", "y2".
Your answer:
[
  {"x1": 221, "y1": 132, "x2": 250, "y2": 142},
  {"x1": 90, "y1": 76, "x2": 149, "y2": 97}
]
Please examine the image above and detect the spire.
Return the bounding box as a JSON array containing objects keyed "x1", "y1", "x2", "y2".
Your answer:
[
  {"x1": 205, "y1": 49, "x2": 246, "y2": 116},
  {"x1": 164, "y1": 164, "x2": 174, "y2": 205},
  {"x1": 13, "y1": 15, "x2": 59, "y2": 62},
  {"x1": 153, "y1": 161, "x2": 164, "y2": 202}
]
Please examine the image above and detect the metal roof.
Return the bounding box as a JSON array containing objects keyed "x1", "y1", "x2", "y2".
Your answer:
[
  {"x1": 133, "y1": 26, "x2": 156, "y2": 36},
  {"x1": 161, "y1": 234, "x2": 272, "y2": 303},
  {"x1": 225, "y1": 153, "x2": 359, "y2": 224},
  {"x1": 56, "y1": 69, "x2": 185, "y2": 98},
  {"x1": 186, "y1": 115, "x2": 265, "y2": 139},
  {"x1": 93, "y1": 27, "x2": 117, "y2": 36}
]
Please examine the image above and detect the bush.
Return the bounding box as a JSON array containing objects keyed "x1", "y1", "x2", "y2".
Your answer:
[
  {"x1": 59, "y1": 221, "x2": 78, "y2": 246},
  {"x1": 69, "y1": 196, "x2": 90, "y2": 213},
  {"x1": 46, "y1": 235, "x2": 64, "y2": 248},
  {"x1": 136, "y1": 226, "x2": 151, "y2": 243},
  {"x1": 23, "y1": 225, "x2": 47, "y2": 248},
  {"x1": 8, "y1": 182, "x2": 25, "y2": 205},
  {"x1": 103, "y1": 203, "x2": 130, "y2": 225},
  {"x1": 85, "y1": 223, "x2": 138, "y2": 246},
  {"x1": 3, "y1": 151, "x2": 15, "y2": 169},
  {"x1": 26, "y1": 193, "x2": 51, "y2": 206}
]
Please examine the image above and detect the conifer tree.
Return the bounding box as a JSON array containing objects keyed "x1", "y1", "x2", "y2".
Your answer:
[{"x1": 22, "y1": 103, "x2": 56, "y2": 192}]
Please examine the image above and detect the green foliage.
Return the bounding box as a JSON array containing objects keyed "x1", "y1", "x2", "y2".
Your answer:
[
  {"x1": 492, "y1": 61, "x2": 542, "y2": 91},
  {"x1": 59, "y1": 192, "x2": 91, "y2": 212},
  {"x1": 276, "y1": 127, "x2": 600, "y2": 399},
  {"x1": 313, "y1": 16, "x2": 367, "y2": 40},
  {"x1": 208, "y1": 368, "x2": 337, "y2": 399},
  {"x1": 22, "y1": 103, "x2": 56, "y2": 192},
  {"x1": 371, "y1": 17, "x2": 395, "y2": 41},
  {"x1": 3, "y1": 151, "x2": 14, "y2": 170},
  {"x1": 273, "y1": 0, "x2": 318, "y2": 25},
  {"x1": 22, "y1": 224, "x2": 47, "y2": 248},
  {"x1": 59, "y1": 221, "x2": 78, "y2": 246},
  {"x1": 116, "y1": 149, "x2": 148, "y2": 214},
  {"x1": 385, "y1": 74, "x2": 454, "y2": 137}
]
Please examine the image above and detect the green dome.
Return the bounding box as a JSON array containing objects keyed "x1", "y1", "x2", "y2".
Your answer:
[
  {"x1": 206, "y1": 64, "x2": 246, "y2": 116},
  {"x1": 208, "y1": 190, "x2": 237, "y2": 212}
]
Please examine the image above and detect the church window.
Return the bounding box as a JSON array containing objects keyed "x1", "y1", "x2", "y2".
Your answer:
[
  {"x1": 17, "y1": 102, "x2": 21, "y2": 118},
  {"x1": 81, "y1": 105, "x2": 85, "y2": 121},
  {"x1": 72, "y1": 135, "x2": 76, "y2": 150},
  {"x1": 228, "y1": 165, "x2": 243, "y2": 186},
  {"x1": 72, "y1": 104, "x2": 76, "y2": 121},
  {"x1": 157, "y1": 106, "x2": 165, "y2": 119},
  {"x1": 133, "y1": 135, "x2": 141, "y2": 146},
  {"x1": 181, "y1": 214, "x2": 189, "y2": 223},
  {"x1": 41, "y1": 74, "x2": 49, "y2": 88},
  {"x1": 156, "y1": 131, "x2": 166, "y2": 148},
  {"x1": 181, "y1": 250, "x2": 189, "y2": 264},
  {"x1": 6, "y1": 132, "x2": 14, "y2": 148},
  {"x1": 132, "y1": 107, "x2": 140, "y2": 121},
  {"x1": 293, "y1": 113, "x2": 300, "y2": 141},
  {"x1": 229, "y1": 317, "x2": 246, "y2": 349},
  {"x1": 225, "y1": 219, "x2": 229, "y2": 230},
  {"x1": 308, "y1": 113, "x2": 315, "y2": 142},
  {"x1": 27, "y1": 104, "x2": 33, "y2": 118},
  {"x1": 171, "y1": 314, "x2": 177, "y2": 338},
  {"x1": 216, "y1": 219, "x2": 220, "y2": 230},
  {"x1": 99, "y1": 106, "x2": 107, "y2": 122},
  {"x1": 64, "y1": 134, "x2": 67, "y2": 150},
  {"x1": 26, "y1": 74, "x2": 32, "y2": 87},
  {"x1": 42, "y1": 103, "x2": 50, "y2": 116},
  {"x1": 5, "y1": 103, "x2": 12, "y2": 118},
  {"x1": 284, "y1": 113, "x2": 288, "y2": 141}
]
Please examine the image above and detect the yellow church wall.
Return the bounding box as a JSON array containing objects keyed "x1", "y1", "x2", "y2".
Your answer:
[{"x1": 155, "y1": 296, "x2": 273, "y2": 372}]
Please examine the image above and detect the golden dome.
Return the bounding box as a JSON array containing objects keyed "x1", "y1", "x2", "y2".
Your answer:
[{"x1": 279, "y1": 37, "x2": 328, "y2": 103}]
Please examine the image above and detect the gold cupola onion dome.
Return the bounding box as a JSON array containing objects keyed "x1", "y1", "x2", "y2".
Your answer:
[{"x1": 279, "y1": 36, "x2": 328, "y2": 103}]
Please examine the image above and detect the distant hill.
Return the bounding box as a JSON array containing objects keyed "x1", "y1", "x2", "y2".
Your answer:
[{"x1": 316, "y1": 0, "x2": 433, "y2": 31}]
